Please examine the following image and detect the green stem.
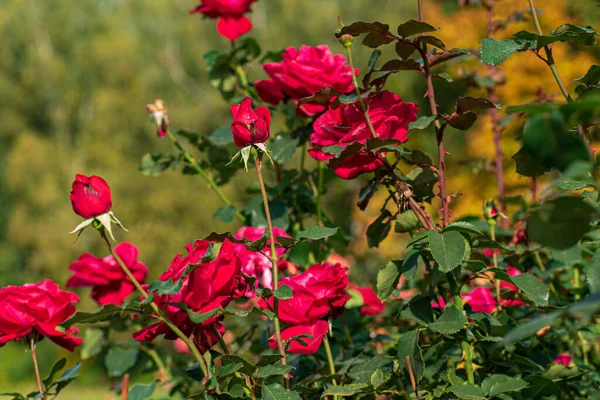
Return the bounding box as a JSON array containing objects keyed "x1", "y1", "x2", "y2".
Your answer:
[
  {"x1": 322, "y1": 334, "x2": 340, "y2": 400},
  {"x1": 577, "y1": 331, "x2": 589, "y2": 366},
  {"x1": 101, "y1": 233, "x2": 211, "y2": 381},
  {"x1": 446, "y1": 272, "x2": 474, "y2": 383},
  {"x1": 253, "y1": 155, "x2": 288, "y2": 375},
  {"x1": 488, "y1": 220, "x2": 501, "y2": 304},
  {"x1": 344, "y1": 45, "x2": 377, "y2": 137},
  {"x1": 141, "y1": 346, "x2": 173, "y2": 382},
  {"x1": 574, "y1": 266, "x2": 581, "y2": 301},
  {"x1": 211, "y1": 325, "x2": 231, "y2": 355},
  {"x1": 30, "y1": 338, "x2": 44, "y2": 397},
  {"x1": 316, "y1": 162, "x2": 324, "y2": 226},
  {"x1": 342, "y1": 314, "x2": 354, "y2": 346},
  {"x1": 165, "y1": 128, "x2": 246, "y2": 223},
  {"x1": 534, "y1": 251, "x2": 559, "y2": 299}
]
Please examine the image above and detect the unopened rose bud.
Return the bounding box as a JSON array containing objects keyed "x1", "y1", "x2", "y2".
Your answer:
[
  {"x1": 483, "y1": 200, "x2": 499, "y2": 221},
  {"x1": 230, "y1": 97, "x2": 271, "y2": 148},
  {"x1": 70, "y1": 174, "x2": 112, "y2": 219}
]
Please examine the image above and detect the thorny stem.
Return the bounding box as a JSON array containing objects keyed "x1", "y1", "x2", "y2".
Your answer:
[
  {"x1": 488, "y1": 220, "x2": 501, "y2": 304},
  {"x1": 253, "y1": 155, "x2": 288, "y2": 377},
  {"x1": 316, "y1": 162, "x2": 324, "y2": 226},
  {"x1": 322, "y1": 334, "x2": 340, "y2": 400},
  {"x1": 346, "y1": 39, "x2": 437, "y2": 231},
  {"x1": 165, "y1": 127, "x2": 246, "y2": 223},
  {"x1": 526, "y1": 0, "x2": 590, "y2": 148},
  {"x1": 100, "y1": 233, "x2": 211, "y2": 382},
  {"x1": 417, "y1": 0, "x2": 450, "y2": 226},
  {"x1": 405, "y1": 356, "x2": 421, "y2": 400},
  {"x1": 30, "y1": 338, "x2": 44, "y2": 396},
  {"x1": 485, "y1": 2, "x2": 507, "y2": 228}
]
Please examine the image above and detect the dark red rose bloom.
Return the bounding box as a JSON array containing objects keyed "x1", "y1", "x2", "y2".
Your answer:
[
  {"x1": 70, "y1": 174, "x2": 112, "y2": 219},
  {"x1": 232, "y1": 226, "x2": 294, "y2": 296},
  {"x1": 355, "y1": 286, "x2": 385, "y2": 316},
  {"x1": 268, "y1": 320, "x2": 329, "y2": 355},
  {"x1": 308, "y1": 91, "x2": 418, "y2": 179},
  {"x1": 260, "y1": 263, "x2": 349, "y2": 354},
  {"x1": 67, "y1": 243, "x2": 148, "y2": 306},
  {"x1": 133, "y1": 240, "x2": 247, "y2": 354},
  {"x1": 230, "y1": 97, "x2": 271, "y2": 148},
  {"x1": 0, "y1": 280, "x2": 82, "y2": 351},
  {"x1": 190, "y1": 0, "x2": 257, "y2": 40},
  {"x1": 554, "y1": 353, "x2": 573, "y2": 366},
  {"x1": 255, "y1": 45, "x2": 357, "y2": 117}
]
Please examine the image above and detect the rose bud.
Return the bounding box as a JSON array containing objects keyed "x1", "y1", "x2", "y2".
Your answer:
[
  {"x1": 482, "y1": 200, "x2": 499, "y2": 221},
  {"x1": 230, "y1": 97, "x2": 271, "y2": 148},
  {"x1": 70, "y1": 174, "x2": 112, "y2": 219}
]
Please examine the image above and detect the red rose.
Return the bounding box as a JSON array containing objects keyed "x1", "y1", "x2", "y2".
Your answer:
[
  {"x1": 255, "y1": 45, "x2": 357, "y2": 117},
  {"x1": 232, "y1": 226, "x2": 294, "y2": 296},
  {"x1": 261, "y1": 263, "x2": 350, "y2": 325},
  {"x1": 355, "y1": 286, "x2": 385, "y2": 316},
  {"x1": 308, "y1": 91, "x2": 418, "y2": 179},
  {"x1": 133, "y1": 240, "x2": 247, "y2": 354},
  {"x1": 268, "y1": 320, "x2": 329, "y2": 355},
  {"x1": 67, "y1": 243, "x2": 148, "y2": 306},
  {"x1": 70, "y1": 174, "x2": 112, "y2": 219},
  {"x1": 0, "y1": 280, "x2": 82, "y2": 351},
  {"x1": 230, "y1": 97, "x2": 271, "y2": 148},
  {"x1": 553, "y1": 353, "x2": 573, "y2": 366},
  {"x1": 190, "y1": 0, "x2": 257, "y2": 40}
]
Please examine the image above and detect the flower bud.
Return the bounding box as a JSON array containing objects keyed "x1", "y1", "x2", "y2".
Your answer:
[
  {"x1": 70, "y1": 174, "x2": 112, "y2": 219},
  {"x1": 482, "y1": 200, "x2": 499, "y2": 221},
  {"x1": 146, "y1": 99, "x2": 170, "y2": 138},
  {"x1": 230, "y1": 97, "x2": 271, "y2": 148}
]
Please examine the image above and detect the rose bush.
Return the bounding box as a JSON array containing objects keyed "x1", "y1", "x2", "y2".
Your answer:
[{"x1": 3, "y1": 1, "x2": 600, "y2": 399}]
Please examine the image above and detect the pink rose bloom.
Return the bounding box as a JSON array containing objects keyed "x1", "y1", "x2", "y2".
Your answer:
[
  {"x1": 232, "y1": 226, "x2": 293, "y2": 297},
  {"x1": 67, "y1": 243, "x2": 148, "y2": 306},
  {"x1": 553, "y1": 353, "x2": 573, "y2": 366},
  {"x1": 462, "y1": 287, "x2": 497, "y2": 313},
  {"x1": 190, "y1": 0, "x2": 257, "y2": 41},
  {"x1": 308, "y1": 91, "x2": 418, "y2": 179},
  {"x1": 255, "y1": 45, "x2": 356, "y2": 117}
]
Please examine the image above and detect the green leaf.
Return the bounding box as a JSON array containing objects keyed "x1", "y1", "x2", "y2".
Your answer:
[
  {"x1": 456, "y1": 97, "x2": 499, "y2": 113},
  {"x1": 321, "y1": 383, "x2": 369, "y2": 398},
  {"x1": 43, "y1": 358, "x2": 66, "y2": 387},
  {"x1": 255, "y1": 364, "x2": 294, "y2": 378},
  {"x1": 346, "y1": 288, "x2": 365, "y2": 309},
  {"x1": 294, "y1": 226, "x2": 338, "y2": 241},
  {"x1": 395, "y1": 41, "x2": 416, "y2": 59},
  {"x1": 587, "y1": 250, "x2": 600, "y2": 292},
  {"x1": 255, "y1": 355, "x2": 284, "y2": 367},
  {"x1": 362, "y1": 32, "x2": 394, "y2": 48},
  {"x1": 396, "y1": 330, "x2": 423, "y2": 383},
  {"x1": 80, "y1": 328, "x2": 106, "y2": 360},
  {"x1": 139, "y1": 153, "x2": 174, "y2": 176},
  {"x1": 271, "y1": 134, "x2": 299, "y2": 163},
  {"x1": 409, "y1": 115, "x2": 437, "y2": 131},
  {"x1": 448, "y1": 382, "x2": 486, "y2": 399},
  {"x1": 246, "y1": 197, "x2": 290, "y2": 230},
  {"x1": 575, "y1": 65, "x2": 600, "y2": 86},
  {"x1": 207, "y1": 126, "x2": 234, "y2": 147},
  {"x1": 128, "y1": 382, "x2": 156, "y2": 400},
  {"x1": 370, "y1": 369, "x2": 385, "y2": 389},
  {"x1": 214, "y1": 205, "x2": 236, "y2": 223},
  {"x1": 262, "y1": 383, "x2": 301, "y2": 400},
  {"x1": 522, "y1": 376, "x2": 561, "y2": 399},
  {"x1": 444, "y1": 221, "x2": 483, "y2": 236},
  {"x1": 480, "y1": 38, "x2": 527, "y2": 66},
  {"x1": 401, "y1": 295, "x2": 434, "y2": 325},
  {"x1": 511, "y1": 273, "x2": 549, "y2": 306},
  {"x1": 428, "y1": 304, "x2": 467, "y2": 334},
  {"x1": 512, "y1": 24, "x2": 597, "y2": 49},
  {"x1": 53, "y1": 363, "x2": 80, "y2": 392},
  {"x1": 377, "y1": 260, "x2": 402, "y2": 299},
  {"x1": 378, "y1": 59, "x2": 421, "y2": 72},
  {"x1": 527, "y1": 197, "x2": 594, "y2": 249},
  {"x1": 522, "y1": 112, "x2": 590, "y2": 172},
  {"x1": 481, "y1": 374, "x2": 529, "y2": 397},
  {"x1": 417, "y1": 35, "x2": 446, "y2": 49},
  {"x1": 64, "y1": 304, "x2": 126, "y2": 328},
  {"x1": 447, "y1": 111, "x2": 478, "y2": 130},
  {"x1": 273, "y1": 285, "x2": 293, "y2": 300},
  {"x1": 336, "y1": 21, "x2": 390, "y2": 37},
  {"x1": 512, "y1": 146, "x2": 550, "y2": 177},
  {"x1": 428, "y1": 230, "x2": 466, "y2": 272},
  {"x1": 397, "y1": 20, "x2": 438, "y2": 37},
  {"x1": 187, "y1": 307, "x2": 222, "y2": 324},
  {"x1": 104, "y1": 343, "x2": 139, "y2": 377},
  {"x1": 367, "y1": 210, "x2": 393, "y2": 248},
  {"x1": 147, "y1": 279, "x2": 183, "y2": 296},
  {"x1": 395, "y1": 210, "x2": 421, "y2": 233}
]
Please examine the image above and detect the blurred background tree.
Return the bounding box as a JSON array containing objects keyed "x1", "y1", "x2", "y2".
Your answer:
[{"x1": 0, "y1": 0, "x2": 597, "y2": 396}]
